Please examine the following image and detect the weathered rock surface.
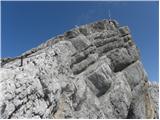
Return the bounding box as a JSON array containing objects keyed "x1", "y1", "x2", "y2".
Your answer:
[{"x1": 0, "y1": 19, "x2": 159, "y2": 119}]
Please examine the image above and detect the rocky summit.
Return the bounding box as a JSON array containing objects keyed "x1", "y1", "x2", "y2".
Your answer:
[{"x1": 0, "y1": 19, "x2": 159, "y2": 119}]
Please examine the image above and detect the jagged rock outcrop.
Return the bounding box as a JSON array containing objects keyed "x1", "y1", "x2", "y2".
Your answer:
[{"x1": 0, "y1": 19, "x2": 159, "y2": 119}]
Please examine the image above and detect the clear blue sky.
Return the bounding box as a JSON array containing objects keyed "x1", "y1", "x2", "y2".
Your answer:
[{"x1": 1, "y1": 1, "x2": 159, "y2": 82}]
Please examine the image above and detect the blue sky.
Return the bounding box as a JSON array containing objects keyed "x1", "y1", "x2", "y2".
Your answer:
[{"x1": 1, "y1": 1, "x2": 159, "y2": 82}]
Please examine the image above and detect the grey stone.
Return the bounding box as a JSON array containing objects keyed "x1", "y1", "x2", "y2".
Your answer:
[
  {"x1": 99, "y1": 72, "x2": 132, "y2": 119},
  {"x1": 70, "y1": 46, "x2": 96, "y2": 66},
  {"x1": 64, "y1": 30, "x2": 79, "y2": 39},
  {"x1": 0, "y1": 19, "x2": 158, "y2": 119},
  {"x1": 148, "y1": 84, "x2": 159, "y2": 119},
  {"x1": 69, "y1": 35, "x2": 91, "y2": 51},
  {"x1": 119, "y1": 26, "x2": 130, "y2": 36},
  {"x1": 110, "y1": 19, "x2": 119, "y2": 28},
  {"x1": 71, "y1": 53, "x2": 98, "y2": 75},
  {"x1": 92, "y1": 21, "x2": 106, "y2": 31},
  {"x1": 79, "y1": 25, "x2": 91, "y2": 36},
  {"x1": 123, "y1": 61, "x2": 147, "y2": 90},
  {"x1": 93, "y1": 35, "x2": 119, "y2": 47},
  {"x1": 106, "y1": 47, "x2": 136, "y2": 72},
  {"x1": 86, "y1": 62, "x2": 112, "y2": 97}
]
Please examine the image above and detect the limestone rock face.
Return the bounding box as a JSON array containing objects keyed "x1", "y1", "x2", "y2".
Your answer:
[{"x1": 0, "y1": 19, "x2": 159, "y2": 119}]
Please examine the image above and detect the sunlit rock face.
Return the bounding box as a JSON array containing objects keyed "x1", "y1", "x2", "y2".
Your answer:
[{"x1": 0, "y1": 19, "x2": 158, "y2": 119}]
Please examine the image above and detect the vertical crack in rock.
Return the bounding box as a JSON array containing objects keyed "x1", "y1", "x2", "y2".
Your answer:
[
  {"x1": 53, "y1": 95, "x2": 65, "y2": 119},
  {"x1": 37, "y1": 75, "x2": 51, "y2": 106},
  {"x1": 143, "y1": 82, "x2": 155, "y2": 119},
  {"x1": 0, "y1": 103, "x2": 6, "y2": 115}
]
